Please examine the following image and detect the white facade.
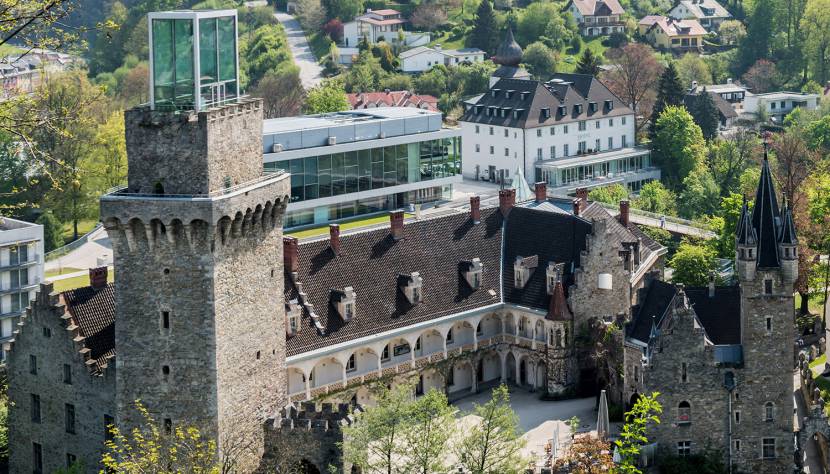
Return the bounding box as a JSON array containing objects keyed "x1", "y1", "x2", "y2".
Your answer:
[
  {"x1": 460, "y1": 113, "x2": 644, "y2": 191},
  {"x1": 341, "y1": 10, "x2": 430, "y2": 49},
  {"x1": 400, "y1": 46, "x2": 485, "y2": 73},
  {"x1": 743, "y1": 91, "x2": 820, "y2": 121},
  {"x1": 0, "y1": 217, "x2": 44, "y2": 358}
]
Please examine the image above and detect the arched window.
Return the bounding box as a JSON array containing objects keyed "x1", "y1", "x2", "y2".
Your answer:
[
  {"x1": 678, "y1": 401, "x2": 691, "y2": 424},
  {"x1": 153, "y1": 181, "x2": 165, "y2": 195},
  {"x1": 764, "y1": 402, "x2": 774, "y2": 421},
  {"x1": 555, "y1": 329, "x2": 563, "y2": 348}
]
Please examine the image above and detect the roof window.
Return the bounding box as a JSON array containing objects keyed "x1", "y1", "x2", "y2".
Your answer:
[
  {"x1": 398, "y1": 272, "x2": 423, "y2": 304},
  {"x1": 546, "y1": 262, "x2": 564, "y2": 294},
  {"x1": 285, "y1": 299, "x2": 302, "y2": 336},
  {"x1": 605, "y1": 99, "x2": 614, "y2": 111},
  {"x1": 514, "y1": 255, "x2": 538, "y2": 289},
  {"x1": 542, "y1": 107, "x2": 551, "y2": 118},
  {"x1": 331, "y1": 287, "x2": 357, "y2": 322},
  {"x1": 461, "y1": 258, "x2": 484, "y2": 290}
]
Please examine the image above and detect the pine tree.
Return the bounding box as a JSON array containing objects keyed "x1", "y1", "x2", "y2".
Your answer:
[
  {"x1": 575, "y1": 48, "x2": 602, "y2": 76},
  {"x1": 649, "y1": 63, "x2": 685, "y2": 142},
  {"x1": 35, "y1": 211, "x2": 64, "y2": 252},
  {"x1": 470, "y1": 0, "x2": 499, "y2": 54},
  {"x1": 738, "y1": 0, "x2": 774, "y2": 72},
  {"x1": 689, "y1": 89, "x2": 720, "y2": 141}
]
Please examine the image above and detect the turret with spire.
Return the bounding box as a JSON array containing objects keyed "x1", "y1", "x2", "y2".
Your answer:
[{"x1": 489, "y1": 28, "x2": 530, "y2": 87}]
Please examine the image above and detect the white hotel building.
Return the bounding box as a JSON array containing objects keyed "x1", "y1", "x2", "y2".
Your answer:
[{"x1": 460, "y1": 73, "x2": 660, "y2": 195}]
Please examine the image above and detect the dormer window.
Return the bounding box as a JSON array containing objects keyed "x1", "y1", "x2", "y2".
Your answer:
[
  {"x1": 331, "y1": 287, "x2": 357, "y2": 322},
  {"x1": 399, "y1": 272, "x2": 423, "y2": 304},
  {"x1": 546, "y1": 262, "x2": 564, "y2": 294},
  {"x1": 475, "y1": 105, "x2": 483, "y2": 114},
  {"x1": 514, "y1": 255, "x2": 538, "y2": 289},
  {"x1": 588, "y1": 102, "x2": 597, "y2": 113},
  {"x1": 505, "y1": 90, "x2": 513, "y2": 99},
  {"x1": 558, "y1": 105, "x2": 567, "y2": 116},
  {"x1": 574, "y1": 104, "x2": 583, "y2": 115},
  {"x1": 462, "y1": 258, "x2": 484, "y2": 290},
  {"x1": 520, "y1": 91, "x2": 529, "y2": 100},
  {"x1": 542, "y1": 107, "x2": 551, "y2": 118},
  {"x1": 285, "y1": 299, "x2": 302, "y2": 336},
  {"x1": 491, "y1": 89, "x2": 500, "y2": 98},
  {"x1": 605, "y1": 100, "x2": 613, "y2": 111}
]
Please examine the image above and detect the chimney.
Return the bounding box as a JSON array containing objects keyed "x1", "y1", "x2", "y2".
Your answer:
[
  {"x1": 535, "y1": 182, "x2": 547, "y2": 203},
  {"x1": 572, "y1": 199, "x2": 581, "y2": 216},
  {"x1": 727, "y1": 78, "x2": 733, "y2": 84},
  {"x1": 498, "y1": 189, "x2": 516, "y2": 216},
  {"x1": 619, "y1": 200, "x2": 630, "y2": 227},
  {"x1": 575, "y1": 188, "x2": 588, "y2": 211},
  {"x1": 89, "y1": 266, "x2": 108, "y2": 289},
  {"x1": 283, "y1": 236, "x2": 299, "y2": 273},
  {"x1": 390, "y1": 210, "x2": 404, "y2": 240},
  {"x1": 329, "y1": 224, "x2": 341, "y2": 255},
  {"x1": 708, "y1": 273, "x2": 716, "y2": 298},
  {"x1": 691, "y1": 80, "x2": 698, "y2": 91},
  {"x1": 470, "y1": 195, "x2": 481, "y2": 224}
]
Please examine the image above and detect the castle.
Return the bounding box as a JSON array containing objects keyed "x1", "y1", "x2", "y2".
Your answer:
[{"x1": 5, "y1": 11, "x2": 796, "y2": 474}]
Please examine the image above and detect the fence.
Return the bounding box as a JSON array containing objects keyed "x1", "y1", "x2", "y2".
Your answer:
[{"x1": 45, "y1": 223, "x2": 103, "y2": 262}]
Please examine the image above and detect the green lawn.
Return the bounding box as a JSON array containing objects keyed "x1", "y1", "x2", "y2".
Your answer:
[
  {"x1": 795, "y1": 292, "x2": 825, "y2": 315},
  {"x1": 428, "y1": 31, "x2": 467, "y2": 50},
  {"x1": 45, "y1": 267, "x2": 83, "y2": 278},
  {"x1": 51, "y1": 269, "x2": 114, "y2": 293},
  {"x1": 308, "y1": 31, "x2": 333, "y2": 64},
  {"x1": 559, "y1": 36, "x2": 609, "y2": 72},
  {"x1": 287, "y1": 212, "x2": 414, "y2": 239},
  {"x1": 61, "y1": 219, "x2": 98, "y2": 244}
]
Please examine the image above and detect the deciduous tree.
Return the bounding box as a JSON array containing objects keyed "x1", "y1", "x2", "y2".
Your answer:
[
  {"x1": 253, "y1": 66, "x2": 305, "y2": 119},
  {"x1": 801, "y1": 0, "x2": 830, "y2": 83},
  {"x1": 522, "y1": 42, "x2": 557, "y2": 79},
  {"x1": 305, "y1": 80, "x2": 349, "y2": 114},
  {"x1": 635, "y1": 180, "x2": 676, "y2": 215},
  {"x1": 707, "y1": 128, "x2": 759, "y2": 196},
  {"x1": 36, "y1": 211, "x2": 64, "y2": 252},
  {"x1": 602, "y1": 43, "x2": 663, "y2": 137},
  {"x1": 453, "y1": 385, "x2": 526, "y2": 474},
  {"x1": 669, "y1": 243, "x2": 717, "y2": 286},
  {"x1": 718, "y1": 20, "x2": 746, "y2": 45},
  {"x1": 676, "y1": 53, "x2": 712, "y2": 88},
  {"x1": 588, "y1": 183, "x2": 629, "y2": 205},
  {"x1": 402, "y1": 389, "x2": 456, "y2": 474},
  {"x1": 297, "y1": 0, "x2": 327, "y2": 31},
  {"x1": 615, "y1": 391, "x2": 662, "y2": 474},
  {"x1": 411, "y1": 2, "x2": 448, "y2": 31},
  {"x1": 651, "y1": 106, "x2": 707, "y2": 187},
  {"x1": 741, "y1": 59, "x2": 780, "y2": 93}
]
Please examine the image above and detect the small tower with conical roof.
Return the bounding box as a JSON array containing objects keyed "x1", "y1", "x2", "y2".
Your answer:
[
  {"x1": 778, "y1": 197, "x2": 798, "y2": 283},
  {"x1": 735, "y1": 195, "x2": 757, "y2": 281},
  {"x1": 489, "y1": 29, "x2": 530, "y2": 87}
]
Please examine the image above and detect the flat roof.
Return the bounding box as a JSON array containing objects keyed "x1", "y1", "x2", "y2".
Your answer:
[
  {"x1": 0, "y1": 216, "x2": 38, "y2": 232},
  {"x1": 752, "y1": 91, "x2": 818, "y2": 100},
  {"x1": 536, "y1": 147, "x2": 650, "y2": 169},
  {"x1": 262, "y1": 107, "x2": 440, "y2": 135}
]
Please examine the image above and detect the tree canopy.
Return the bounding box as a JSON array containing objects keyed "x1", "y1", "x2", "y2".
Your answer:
[{"x1": 652, "y1": 106, "x2": 707, "y2": 187}]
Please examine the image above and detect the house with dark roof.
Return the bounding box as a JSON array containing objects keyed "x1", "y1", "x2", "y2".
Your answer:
[
  {"x1": 459, "y1": 71, "x2": 659, "y2": 194},
  {"x1": 623, "y1": 153, "x2": 797, "y2": 473},
  {"x1": 685, "y1": 84, "x2": 739, "y2": 129},
  {"x1": 564, "y1": 0, "x2": 626, "y2": 36},
  {"x1": 669, "y1": 0, "x2": 732, "y2": 31}
]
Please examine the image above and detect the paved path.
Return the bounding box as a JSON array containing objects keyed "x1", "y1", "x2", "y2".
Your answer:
[
  {"x1": 45, "y1": 226, "x2": 112, "y2": 273},
  {"x1": 274, "y1": 11, "x2": 323, "y2": 90},
  {"x1": 795, "y1": 370, "x2": 826, "y2": 474}
]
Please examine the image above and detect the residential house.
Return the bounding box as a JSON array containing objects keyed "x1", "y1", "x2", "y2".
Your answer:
[
  {"x1": 347, "y1": 90, "x2": 439, "y2": 112},
  {"x1": 669, "y1": 0, "x2": 731, "y2": 31},
  {"x1": 684, "y1": 86, "x2": 739, "y2": 129},
  {"x1": 743, "y1": 91, "x2": 820, "y2": 122},
  {"x1": 342, "y1": 9, "x2": 430, "y2": 48},
  {"x1": 399, "y1": 45, "x2": 485, "y2": 73},
  {"x1": 564, "y1": 0, "x2": 626, "y2": 36},
  {"x1": 638, "y1": 16, "x2": 707, "y2": 52}
]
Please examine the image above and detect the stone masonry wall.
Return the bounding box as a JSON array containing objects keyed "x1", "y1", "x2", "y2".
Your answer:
[{"x1": 8, "y1": 285, "x2": 116, "y2": 474}]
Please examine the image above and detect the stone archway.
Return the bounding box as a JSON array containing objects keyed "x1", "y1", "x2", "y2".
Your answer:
[
  {"x1": 519, "y1": 358, "x2": 527, "y2": 386},
  {"x1": 506, "y1": 352, "x2": 517, "y2": 383}
]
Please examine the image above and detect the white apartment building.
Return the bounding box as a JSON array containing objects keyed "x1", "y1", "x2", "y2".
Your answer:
[
  {"x1": 460, "y1": 74, "x2": 659, "y2": 195},
  {"x1": 399, "y1": 45, "x2": 485, "y2": 73},
  {"x1": 743, "y1": 91, "x2": 820, "y2": 122},
  {"x1": 0, "y1": 217, "x2": 43, "y2": 357},
  {"x1": 342, "y1": 9, "x2": 430, "y2": 48}
]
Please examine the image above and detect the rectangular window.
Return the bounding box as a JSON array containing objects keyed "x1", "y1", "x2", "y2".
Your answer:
[
  {"x1": 766, "y1": 317, "x2": 772, "y2": 333},
  {"x1": 475, "y1": 144, "x2": 480, "y2": 152},
  {"x1": 764, "y1": 279, "x2": 773, "y2": 294},
  {"x1": 489, "y1": 127, "x2": 494, "y2": 135},
  {"x1": 734, "y1": 439, "x2": 741, "y2": 451},
  {"x1": 42, "y1": 327, "x2": 50, "y2": 338},
  {"x1": 550, "y1": 146, "x2": 556, "y2": 159},
  {"x1": 346, "y1": 354, "x2": 356, "y2": 372},
  {"x1": 65, "y1": 403, "x2": 76, "y2": 434},
  {"x1": 608, "y1": 137, "x2": 613, "y2": 149},
  {"x1": 681, "y1": 362, "x2": 688, "y2": 382},
  {"x1": 578, "y1": 121, "x2": 586, "y2": 131},
  {"x1": 393, "y1": 343, "x2": 411, "y2": 357},
  {"x1": 29, "y1": 354, "x2": 36, "y2": 375},
  {"x1": 677, "y1": 440, "x2": 691, "y2": 456},
  {"x1": 63, "y1": 364, "x2": 72, "y2": 384},
  {"x1": 504, "y1": 129, "x2": 508, "y2": 137},
  {"x1": 504, "y1": 148, "x2": 509, "y2": 157},
  {"x1": 595, "y1": 120, "x2": 600, "y2": 129},
  {"x1": 564, "y1": 144, "x2": 569, "y2": 156},
  {"x1": 489, "y1": 146, "x2": 494, "y2": 155},
  {"x1": 162, "y1": 311, "x2": 170, "y2": 329},
  {"x1": 609, "y1": 118, "x2": 614, "y2": 126},
  {"x1": 31, "y1": 393, "x2": 40, "y2": 423},
  {"x1": 734, "y1": 411, "x2": 741, "y2": 423},
  {"x1": 622, "y1": 116, "x2": 627, "y2": 125},
  {"x1": 762, "y1": 438, "x2": 776, "y2": 459},
  {"x1": 564, "y1": 125, "x2": 569, "y2": 134},
  {"x1": 32, "y1": 442, "x2": 43, "y2": 474},
  {"x1": 550, "y1": 127, "x2": 555, "y2": 135},
  {"x1": 622, "y1": 135, "x2": 627, "y2": 147},
  {"x1": 475, "y1": 125, "x2": 480, "y2": 133},
  {"x1": 381, "y1": 346, "x2": 390, "y2": 361},
  {"x1": 578, "y1": 141, "x2": 587, "y2": 153},
  {"x1": 537, "y1": 129, "x2": 542, "y2": 137},
  {"x1": 537, "y1": 148, "x2": 543, "y2": 160},
  {"x1": 595, "y1": 139, "x2": 601, "y2": 151},
  {"x1": 66, "y1": 453, "x2": 77, "y2": 467}
]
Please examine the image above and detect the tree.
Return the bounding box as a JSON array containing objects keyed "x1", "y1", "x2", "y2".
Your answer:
[
  {"x1": 738, "y1": 0, "x2": 774, "y2": 72},
  {"x1": 707, "y1": 128, "x2": 759, "y2": 196},
  {"x1": 253, "y1": 66, "x2": 305, "y2": 119},
  {"x1": 297, "y1": 0, "x2": 327, "y2": 31},
  {"x1": 244, "y1": 24, "x2": 293, "y2": 88},
  {"x1": 371, "y1": 42, "x2": 397, "y2": 72},
  {"x1": 634, "y1": 180, "x2": 676, "y2": 215},
  {"x1": 718, "y1": 20, "x2": 746, "y2": 45},
  {"x1": 411, "y1": 2, "x2": 448, "y2": 31},
  {"x1": 323, "y1": 0, "x2": 363, "y2": 22},
  {"x1": 305, "y1": 81, "x2": 349, "y2": 114},
  {"x1": 552, "y1": 435, "x2": 615, "y2": 473},
  {"x1": 575, "y1": 48, "x2": 602, "y2": 76},
  {"x1": 522, "y1": 42, "x2": 557, "y2": 79},
  {"x1": 36, "y1": 211, "x2": 64, "y2": 252},
  {"x1": 688, "y1": 90, "x2": 720, "y2": 141},
  {"x1": 708, "y1": 192, "x2": 746, "y2": 259},
  {"x1": 84, "y1": 111, "x2": 127, "y2": 194},
  {"x1": 669, "y1": 243, "x2": 717, "y2": 286},
  {"x1": 741, "y1": 59, "x2": 780, "y2": 93},
  {"x1": 516, "y1": 2, "x2": 561, "y2": 46},
  {"x1": 651, "y1": 106, "x2": 707, "y2": 187},
  {"x1": 101, "y1": 401, "x2": 220, "y2": 473},
  {"x1": 649, "y1": 62, "x2": 685, "y2": 142},
  {"x1": 470, "y1": 0, "x2": 499, "y2": 54},
  {"x1": 801, "y1": 0, "x2": 830, "y2": 83},
  {"x1": 323, "y1": 18, "x2": 344, "y2": 42},
  {"x1": 676, "y1": 53, "x2": 712, "y2": 88},
  {"x1": 402, "y1": 389, "x2": 456, "y2": 474},
  {"x1": 379, "y1": 74, "x2": 413, "y2": 91},
  {"x1": 602, "y1": 43, "x2": 663, "y2": 137},
  {"x1": 770, "y1": 130, "x2": 817, "y2": 209},
  {"x1": 345, "y1": 51, "x2": 388, "y2": 92},
  {"x1": 453, "y1": 385, "x2": 526, "y2": 474},
  {"x1": 414, "y1": 67, "x2": 449, "y2": 97},
  {"x1": 805, "y1": 113, "x2": 830, "y2": 151},
  {"x1": 615, "y1": 392, "x2": 662, "y2": 474},
  {"x1": 678, "y1": 166, "x2": 721, "y2": 218},
  {"x1": 588, "y1": 183, "x2": 629, "y2": 205},
  {"x1": 342, "y1": 383, "x2": 414, "y2": 473}
]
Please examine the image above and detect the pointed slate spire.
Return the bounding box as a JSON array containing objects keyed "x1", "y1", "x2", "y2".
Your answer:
[
  {"x1": 751, "y1": 146, "x2": 781, "y2": 268},
  {"x1": 778, "y1": 197, "x2": 798, "y2": 245},
  {"x1": 736, "y1": 196, "x2": 756, "y2": 246},
  {"x1": 547, "y1": 281, "x2": 572, "y2": 321}
]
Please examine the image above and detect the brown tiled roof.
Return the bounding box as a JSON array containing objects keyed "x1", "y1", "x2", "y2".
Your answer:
[
  {"x1": 61, "y1": 283, "x2": 116, "y2": 373},
  {"x1": 639, "y1": 16, "x2": 707, "y2": 36},
  {"x1": 347, "y1": 91, "x2": 438, "y2": 112},
  {"x1": 568, "y1": 0, "x2": 625, "y2": 16},
  {"x1": 286, "y1": 209, "x2": 504, "y2": 356}
]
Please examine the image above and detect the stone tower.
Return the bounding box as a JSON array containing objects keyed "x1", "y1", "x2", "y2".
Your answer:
[
  {"x1": 99, "y1": 10, "x2": 290, "y2": 471},
  {"x1": 733, "y1": 151, "x2": 796, "y2": 473}
]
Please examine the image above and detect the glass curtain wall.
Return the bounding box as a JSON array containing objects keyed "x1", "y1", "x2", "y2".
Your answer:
[{"x1": 152, "y1": 19, "x2": 194, "y2": 109}]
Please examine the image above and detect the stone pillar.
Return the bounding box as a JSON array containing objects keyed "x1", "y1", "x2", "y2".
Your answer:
[
  {"x1": 515, "y1": 356, "x2": 522, "y2": 386},
  {"x1": 443, "y1": 335, "x2": 448, "y2": 359},
  {"x1": 341, "y1": 365, "x2": 347, "y2": 386},
  {"x1": 531, "y1": 325, "x2": 536, "y2": 350},
  {"x1": 471, "y1": 361, "x2": 478, "y2": 394},
  {"x1": 473, "y1": 330, "x2": 478, "y2": 351},
  {"x1": 500, "y1": 352, "x2": 507, "y2": 382},
  {"x1": 305, "y1": 376, "x2": 311, "y2": 400},
  {"x1": 377, "y1": 357, "x2": 383, "y2": 376}
]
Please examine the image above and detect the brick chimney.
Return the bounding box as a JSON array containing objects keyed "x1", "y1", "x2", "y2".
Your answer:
[
  {"x1": 390, "y1": 210, "x2": 404, "y2": 240},
  {"x1": 572, "y1": 198, "x2": 581, "y2": 216},
  {"x1": 575, "y1": 188, "x2": 588, "y2": 211},
  {"x1": 283, "y1": 236, "x2": 299, "y2": 273},
  {"x1": 535, "y1": 182, "x2": 547, "y2": 203},
  {"x1": 619, "y1": 200, "x2": 630, "y2": 227},
  {"x1": 499, "y1": 189, "x2": 516, "y2": 216},
  {"x1": 89, "y1": 267, "x2": 108, "y2": 289},
  {"x1": 329, "y1": 224, "x2": 341, "y2": 256},
  {"x1": 470, "y1": 196, "x2": 481, "y2": 224}
]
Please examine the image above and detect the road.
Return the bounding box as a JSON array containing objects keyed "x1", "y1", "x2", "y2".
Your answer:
[
  {"x1": 45, "y1": 226, "x2": 112, "y2": 273},
  {"x1": 795, "y1": 370, "x2": 827, "y2": 474},
  {"x1": 274, "y1": 11, "x2": 323, "y2": 90}
]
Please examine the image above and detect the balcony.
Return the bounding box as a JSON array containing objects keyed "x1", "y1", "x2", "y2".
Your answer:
[
  {"x1": 0, "y1": 256, "x2": 39, "y2": 272},
  {"x1": 0, "y1": 281, "x2": 38, "y2": 296}
]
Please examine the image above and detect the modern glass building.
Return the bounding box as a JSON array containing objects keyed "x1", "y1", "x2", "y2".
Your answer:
[
  {"x1": 534, "y1": 146, "x2": 660, "y2": 194},
  {"x1": 263, "y1": 108, "x2": 461, "y2": 228},
  {"x1": 148, "y1": 10, "x2": 238, "y2": 111}
]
